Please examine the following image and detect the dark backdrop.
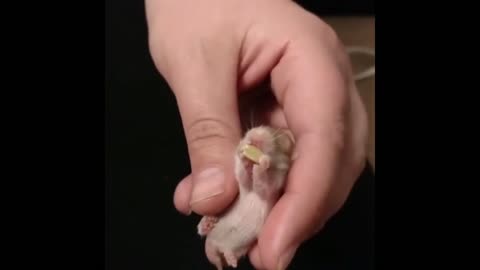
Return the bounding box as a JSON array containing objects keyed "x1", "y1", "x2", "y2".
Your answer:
[{"x1": 105, "y1": 0, "x2": 374, "y2": 269}]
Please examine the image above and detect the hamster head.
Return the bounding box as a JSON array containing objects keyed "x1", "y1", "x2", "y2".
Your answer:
[{"x1": 237, "y1": 126, "x2": 294, "y2": 160}]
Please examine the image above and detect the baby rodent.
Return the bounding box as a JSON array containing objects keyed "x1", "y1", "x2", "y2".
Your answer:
[{"x1": 197, "y1": 126, "x2": 295, "y2": 269}]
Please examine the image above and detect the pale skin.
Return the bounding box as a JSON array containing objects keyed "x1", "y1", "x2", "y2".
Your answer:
[{"x1": 145, "y1": 0, "x2": 368, "y2": 269}]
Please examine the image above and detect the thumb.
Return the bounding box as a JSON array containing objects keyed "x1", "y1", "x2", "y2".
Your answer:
[{"x1": 168, "y1": 49, "x2": 242, "y2": 216}]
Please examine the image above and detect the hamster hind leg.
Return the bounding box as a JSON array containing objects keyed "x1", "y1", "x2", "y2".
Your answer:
[{"x1": 197, "y1": 216, "x2": 219, "y2": 236}]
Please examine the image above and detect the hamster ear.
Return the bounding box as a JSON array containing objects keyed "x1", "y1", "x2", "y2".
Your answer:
[{"x1": 276, "y1": 131, "x2": 294, "y2": 154}]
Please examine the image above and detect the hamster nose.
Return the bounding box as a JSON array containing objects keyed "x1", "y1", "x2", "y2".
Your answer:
[{"x1": 249, "y1": 138, "x2": 262, "y2": 148}]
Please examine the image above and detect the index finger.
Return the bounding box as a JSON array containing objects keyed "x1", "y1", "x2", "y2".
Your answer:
[{"x1": 257, "y1": 37, "x2": 353, "y2": 269}]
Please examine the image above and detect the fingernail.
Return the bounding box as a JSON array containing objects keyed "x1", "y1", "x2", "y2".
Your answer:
[
  {"x1": 277, "y1": 246, "x2": 298, "y2": 270},
  {"x1": 190, "y1": 168, "x2": 225, "y2": 205}
]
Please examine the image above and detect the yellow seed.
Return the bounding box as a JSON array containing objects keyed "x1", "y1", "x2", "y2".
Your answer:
[{"x1": 242, "y1": 144, "x2": 263, "y2": 164}]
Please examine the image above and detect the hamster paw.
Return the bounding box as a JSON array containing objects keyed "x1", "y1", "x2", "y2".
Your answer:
[
  {"x1": 258, "y1": 155, "x2": 271, "y2": 171},
  {"x1": 223, "y1": 250, "x2": 238, "y2": 268},
  {"x1": 197, "y1": 216, "x2": 218, "y2": 236}
]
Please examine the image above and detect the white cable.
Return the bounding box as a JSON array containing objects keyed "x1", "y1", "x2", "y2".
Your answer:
[{"x1": 346, "y1": 46, "x2": 375, "y2": 81}]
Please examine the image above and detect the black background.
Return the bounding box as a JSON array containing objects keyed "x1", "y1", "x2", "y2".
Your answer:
[{"x1": 106, "y1": 0, "x2": 374, "y2": 269}]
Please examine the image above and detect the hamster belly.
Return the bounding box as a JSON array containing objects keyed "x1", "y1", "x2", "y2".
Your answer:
[{"x1": 207, "y1": 192, "x2": 268, "y2": 251}]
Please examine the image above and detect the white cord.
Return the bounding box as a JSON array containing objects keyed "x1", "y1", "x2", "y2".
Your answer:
[{"x1": 346, "y1": 46, "x2": 375, "y2": 81}]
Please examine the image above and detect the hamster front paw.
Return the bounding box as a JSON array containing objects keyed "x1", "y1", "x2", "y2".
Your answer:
[{"x1": 258, "y1": 155, "x2": 271, "y2": 171}]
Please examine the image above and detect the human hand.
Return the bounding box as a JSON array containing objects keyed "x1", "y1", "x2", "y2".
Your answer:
[{"x1": 146, "y1": 0, "x2": 368, "y2": 269}]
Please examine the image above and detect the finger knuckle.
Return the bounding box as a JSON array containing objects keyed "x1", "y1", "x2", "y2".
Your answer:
[{"x1": 186, "y1": 118, "x2": 235, "y2": 152}]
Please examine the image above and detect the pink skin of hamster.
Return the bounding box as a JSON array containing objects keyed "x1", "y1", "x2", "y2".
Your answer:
[{"x1": 197, "y1": 126, "x2": 294, "y2": 270}]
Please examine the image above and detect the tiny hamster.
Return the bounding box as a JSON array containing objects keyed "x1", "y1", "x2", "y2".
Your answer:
[{"x1": 197, "y1": 126, "x2": 295, "y2": 269}]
